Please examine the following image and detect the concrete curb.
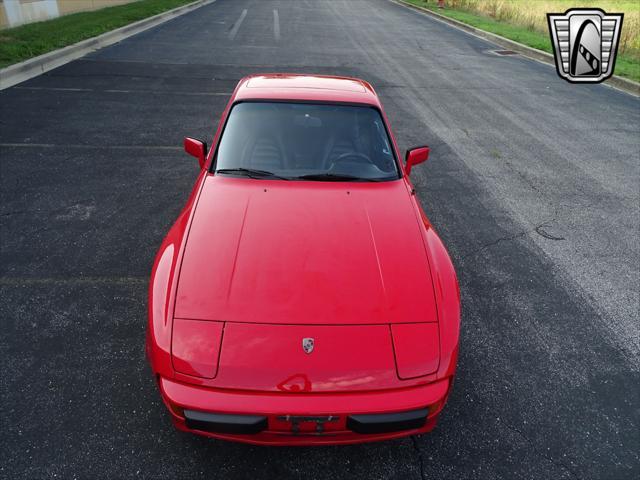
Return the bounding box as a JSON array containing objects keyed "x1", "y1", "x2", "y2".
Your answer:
[
  {"x1": 392, "y1": 0, "x2": 640, "y2": 97},
  {"x1": 0, "y1": 0, "x2": 216, "y2": 90}
]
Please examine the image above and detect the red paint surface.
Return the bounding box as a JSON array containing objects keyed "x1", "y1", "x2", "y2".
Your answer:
[
  {"x1": 175, "y1": 177, "x2": 438, "y2": 325},
  {"x1": 171, "y1": 319, "x2": 223, "y2": 378},
  {"x1": 391, "y1": 323, "x2": 440, "y2": 379},
  {"x1": 215, "y1": 323, "x2": 397, "y2": 392}
]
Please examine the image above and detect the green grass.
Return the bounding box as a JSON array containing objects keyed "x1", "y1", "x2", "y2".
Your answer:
[
  {"x1": 0, "y1": 0, "x2": 196, "y2": 68},
  {"x1": 404, "y1": 0, "x2": 640, "y2": 82}
]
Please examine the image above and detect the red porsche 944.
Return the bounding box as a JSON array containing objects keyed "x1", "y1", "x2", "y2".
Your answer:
[{"x1": 146, "y1": 74, "x2": 460, "y2": 445}]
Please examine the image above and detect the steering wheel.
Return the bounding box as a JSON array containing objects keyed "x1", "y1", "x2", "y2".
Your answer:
[{"x1": 333, "y1": 152, "x2": 372, "y2": 164}]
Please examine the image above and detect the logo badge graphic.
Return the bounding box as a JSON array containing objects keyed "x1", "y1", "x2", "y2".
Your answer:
[
  {"x1": 302, "y1": 337, "x2": 314, "y2": 354},
  {"x1": 547, "y1": 8, "x2": 623, "y2": 83}
]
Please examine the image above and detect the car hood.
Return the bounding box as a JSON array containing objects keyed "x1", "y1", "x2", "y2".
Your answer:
[{"x1": 174, "y1": 176, "x2": 437, "y2": 325}]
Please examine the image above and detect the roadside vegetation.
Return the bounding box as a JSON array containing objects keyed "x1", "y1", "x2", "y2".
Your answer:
[
  {"x1": 405, "y1": 0, "x2": 640, "y2": 82},
  {"x1": 0, "y1": 0, "x2": 195, "y2": 68}
]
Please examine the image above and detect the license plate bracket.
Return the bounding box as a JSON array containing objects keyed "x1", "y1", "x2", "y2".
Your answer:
[{"x1": 276, "y1": 415, "x2": 340, "y2": 434}]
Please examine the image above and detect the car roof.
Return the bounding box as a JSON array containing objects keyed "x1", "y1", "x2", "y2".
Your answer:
[{"x1": 232, "y1": 74, "x2": 382, "y2": 107}]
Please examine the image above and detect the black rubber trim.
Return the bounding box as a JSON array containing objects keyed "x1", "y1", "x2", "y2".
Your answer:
[
  {"x1": 184, "y1": 410, "x2": 267, "y2": 434},
  {"x1": 347, "y1": 408, "x2": 428, "y2": 434}
]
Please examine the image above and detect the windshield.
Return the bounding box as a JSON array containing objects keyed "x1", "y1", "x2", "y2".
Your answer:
[{"x1": 214, "y1": 102, "x2": 399, "y2": 181}]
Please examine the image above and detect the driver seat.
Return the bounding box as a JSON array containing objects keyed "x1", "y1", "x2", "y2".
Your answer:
[
  {"x1": 241, "y1": 129, "x2": 287, "y2": 171},
  {"x1": 322, "y1": 130, "x2": 357, "y2": 168}
]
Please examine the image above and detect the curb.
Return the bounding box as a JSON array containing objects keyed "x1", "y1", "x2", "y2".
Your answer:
[
  {"x1": 392, "y1": 0, "x2": 640, "y2": 97},
  {"x1": 0, "y1": 0, "x2": 216, "y2": 90}
]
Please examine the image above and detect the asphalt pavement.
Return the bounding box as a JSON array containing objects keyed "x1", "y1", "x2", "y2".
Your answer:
[{"x1": 1, "y1": 0, "x2": 638, "y2": 479}]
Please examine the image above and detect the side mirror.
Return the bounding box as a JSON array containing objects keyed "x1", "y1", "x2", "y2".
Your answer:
[
  {"x1": 405, "y1": 146, "x2": 430, "y2": 176},
  {"x1": 184, "y1": 137, "x2": 207, "y2": 169}
]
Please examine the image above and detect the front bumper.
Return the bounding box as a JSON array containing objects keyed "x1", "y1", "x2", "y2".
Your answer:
[{"x1": 159, "y1": 376, "x2": 451, "y2": 445}]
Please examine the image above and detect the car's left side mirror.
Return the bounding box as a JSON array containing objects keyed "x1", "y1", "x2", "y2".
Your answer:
[
  {"x1": 405, "y1": 146, "x2": 430, "y2": 176},
  {"x1": 184, "y1": 137, "x2": 207, "y2": 169}
]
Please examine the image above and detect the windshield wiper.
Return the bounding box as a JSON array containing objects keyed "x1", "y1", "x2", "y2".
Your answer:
[
  {"x1": 295, "y1": 173, "x2": 380, "y2": 182},
  {"x1": 216, "y1": 168, "x2": 290, "y2": 180}
]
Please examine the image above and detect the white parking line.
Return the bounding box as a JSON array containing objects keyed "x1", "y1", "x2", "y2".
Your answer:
[
  {"x1": 0, "y1": 276, "x2": 147, "y2": 286},
  {"x1": 14, "y1": 86, "x2": 92, "y2": 92},
  {"x1": 0, "y1": 143, "x2": 181, "y2": 150},
  {"x1": 13, "y1": 86, "x2": 231, "y2": 96},
  {"x1": 229, "y1": 9, "x2": 247, "y2": 40},
  {"x1": 273, "y1": 9, "x2": 280, "y2": 41}
]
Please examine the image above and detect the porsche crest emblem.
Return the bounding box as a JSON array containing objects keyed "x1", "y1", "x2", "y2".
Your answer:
[{"x1": 302, "y1": 337, "x2": 314, "y2": 354}]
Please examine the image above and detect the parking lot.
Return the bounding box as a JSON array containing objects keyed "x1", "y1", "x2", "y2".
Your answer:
[{"x1": 1, "y1": 0, "x2": 638, "y2": 478}]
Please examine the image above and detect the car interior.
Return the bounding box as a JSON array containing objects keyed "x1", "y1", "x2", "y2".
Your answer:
[{"x1": 214, "y1": 102, "x2": 399, "y2": 180}]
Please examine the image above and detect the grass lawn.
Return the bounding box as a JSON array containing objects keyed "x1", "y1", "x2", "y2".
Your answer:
[
  {"x1": 0, "y1": 0, "x2": 196, "y2": 69},
  {"x1": 404, "y1": 0, "x2": 640, "y2": 83}
]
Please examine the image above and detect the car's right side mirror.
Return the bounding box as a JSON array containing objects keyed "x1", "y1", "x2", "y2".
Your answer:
[
  {"x1": 405, "y1": 146, "x2": 430, "y2": 176},
  {"x1": 184, "y1": 137, "x2": 207, "y2": 169}
]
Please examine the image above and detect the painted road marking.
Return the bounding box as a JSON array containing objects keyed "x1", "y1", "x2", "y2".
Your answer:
[
  {"x1": 229, "y1": 9, "x2": 247, "y2": 40},
  {"x1": 0, "y1": 276, "x2": 147, "y2": 286},
  {"x1": 0, "y1": 143, "x2": 182, "y2": 150},
  {"x1": 13, "y1": 86, "x2": 231, "y2": 96},
  {"x1": 274, "y1": 9, "x2": 280, "y2": 41}
]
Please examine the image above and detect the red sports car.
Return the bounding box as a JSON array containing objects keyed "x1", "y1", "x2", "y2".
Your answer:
[{"x1": 146, "y1": 74, "x2": 460, "y2": 445}]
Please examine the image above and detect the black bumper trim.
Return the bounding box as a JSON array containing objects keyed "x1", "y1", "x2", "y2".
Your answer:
[
  {"x1": 347, "y1": 407, "x2": 429, "y2": 434},
  {"x1": 184, "y1": 410, "x2": 267, "y2": 434}
]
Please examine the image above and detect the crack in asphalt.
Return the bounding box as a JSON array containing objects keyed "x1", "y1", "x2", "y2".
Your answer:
[
  {"x1": 534, "y1": 224, "x2": 565, "y2": 241},
  {"x1": 465, "y1": 208, "x2": 566, "y2": 259},
  {"x1": 472, "y1": 228, "x2": 529, "y2": 256},
  {"x1": 410, "y1": 435, "x2": 427, "y2": 480},
  {"x1": 498, "y1": 419, "x2": 580, "y2": 480}
]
